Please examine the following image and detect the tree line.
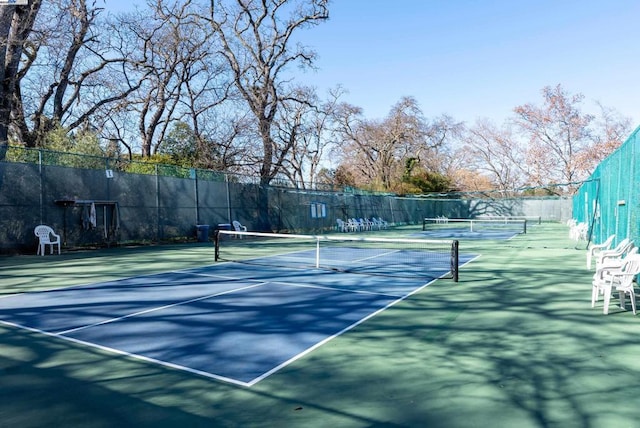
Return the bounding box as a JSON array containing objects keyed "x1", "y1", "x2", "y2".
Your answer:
[{"x1": 0, "y1": 0, "x2": 632, "y2": 196}]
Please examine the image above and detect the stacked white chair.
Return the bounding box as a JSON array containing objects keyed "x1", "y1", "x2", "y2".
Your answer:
[
  {"x1": 374, "y1": 217, "x2": 388, "y2": 229},
  {"x1": 594, "y1": 238, "x2": 634, "y2": 271},
  {"x1": 370, "y1": 218, "x2": 383, "y2": 230},
  {"x1": 586, "y1": 234, "x2": 616, "y2": 269},
  {"x1": 358, "y1": 218, "x2": 372, "y2": 231},
  {"x1": 335, "y1": 217, "x2": 388, "y2": 232},
  {"x1": 347, "y1": 218, "x2": 359, "y2": 232},
  {"x1": 569, "y1": 221, "x2": 588, "y2": 241},
  {"x1": 592, "y1": 252, "x2": 640, "y2": 315}
]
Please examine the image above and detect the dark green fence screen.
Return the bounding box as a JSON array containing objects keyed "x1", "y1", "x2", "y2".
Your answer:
[{"x1": 0, "y1": 146, "x2": 571, "y2": 253}]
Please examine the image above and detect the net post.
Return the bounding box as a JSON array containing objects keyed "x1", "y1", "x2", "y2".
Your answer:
[
  {"x1": 214, "y1": 229, "x2": 220, "y2": 261},
  {"x1": 451, "y1": 240, "x2": 459, "y2": 282},
  {"x1": 523, "y1": 219, "x2": 527, "y2": 234}
]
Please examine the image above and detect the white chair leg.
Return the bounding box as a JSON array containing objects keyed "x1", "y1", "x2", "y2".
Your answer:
[
  {"x1": 619, "y1": 291, "x2": 626, "y2": 311},
  {"x1": 591, "y1": 285, "x2": 599, "y2": 308},
  {"x1": 603, "y1": 285, "x2": 612, "y2": 315},
  {"x1": 631, "y1": 291, "x2": 636, "y2": 315}
]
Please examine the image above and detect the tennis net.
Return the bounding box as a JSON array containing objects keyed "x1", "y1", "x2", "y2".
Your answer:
[
  {"x1": 422, "y1": 217, "x2": 527, "y2": 234},
  {"x1": 475, "y1": 215, "x2": 541, "y2": 225},
  {"x1": 214, "y1": 230, "x2": 460, "y2": 282}
]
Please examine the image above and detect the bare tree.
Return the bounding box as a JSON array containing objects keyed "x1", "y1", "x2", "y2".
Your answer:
[
  {"x1": 178, "y1": 52, "x2": 232, "y2": 169},
  {"x1": 514, "y1": 84, "x2": 594, "y2": 190},
  {"x1": 419, "y1": 114, "x2": 465, "y2": 178},
  {"x1": 10, "y1": 0, "x2": 147, "y2": 148},
  {"x1": 207, "y1": 0, "x2": 329, "y2": 185},
  {"x1": 333, "y1": 96, "x2": 450, "y2": 192},
  {"x1": 275, "y1": 86, "x2": 343, "y2": 189},
  {"x1": 460, "y1": 118, "x2": 527, "y2": 193},
  {"x1": 271, "y1": 88, "x2": 309, "y2": 187},
  {"x1": 328, "y1": 101, "x2": 365, "y2": 182},
  {"x1": 110, "y1": 0, "x2": 217, "y2": 157},
  {"x1": 0, "y1": 0, "x2": 41, "y2": 158},
  {"x1": 574, "y1": 102, "x2": 631, "y2": 177},
  {"x1": 205, "y1": 0, "x2": 329, "y2": 230}
]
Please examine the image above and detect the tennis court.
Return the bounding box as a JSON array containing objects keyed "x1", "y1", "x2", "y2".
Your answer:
[
  {"x1": 0, "y1": 233, "x2": 476, "y2": 387},
  {"x1": 420, "y1": 217, "x2": 530, "y2": 240},
  {"x1": 3, "y1": 223, "x2": 640, "y2": 427}
]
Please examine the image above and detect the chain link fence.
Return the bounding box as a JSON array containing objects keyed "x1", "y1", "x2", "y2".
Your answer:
[
  {"x1": 573, "y1": 126, "x2": 639, "y2": 247},
  {"x1": 0, "y1": 146, "x2": 571, "y2": 253}
]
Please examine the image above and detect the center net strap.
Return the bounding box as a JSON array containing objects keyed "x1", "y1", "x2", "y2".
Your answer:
[{"x1": 214, "y1": 230, "x2": 459, "y2": 282}]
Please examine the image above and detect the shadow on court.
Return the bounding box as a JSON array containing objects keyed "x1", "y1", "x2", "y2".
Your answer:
[
  {"x1": 0, "y1": 257, "x2": 470, "y2": 386},
  {"x1": 2, "y1": 224, "x2": 640, "y2": 427}
]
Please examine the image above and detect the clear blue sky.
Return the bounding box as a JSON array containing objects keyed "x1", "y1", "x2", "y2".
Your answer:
[
  {"x1": 107, "y1": 0, "x2": 640, "y2": 127},
  {"x1": 292, "y1": 0, "x2": 640, "y2": 126}
]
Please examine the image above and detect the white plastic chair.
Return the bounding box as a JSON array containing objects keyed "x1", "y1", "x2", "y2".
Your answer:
[
  {"x1": 336, "y1": 219, "x2": 347, "y2": 232},
  {"x1": 232, "y1": 220, "x2": 247, "y2": 238},
  {"x1": 369, "y1": 218, "x2": 381, "y2": 230},
  {"x1": 587, "y1": 234, "x2": 615, "y2": 269},
  {"x1": 567, "y1": 219, "x2": 577, "y2": 238},
  {"x1": 376, "y1": 217, "x2": 389, "y2": 229},
  {"x1": 359, "y1": 218, "x2": 372, "y2": 231},
  {"x1": 592, "y1": 253, "x2": 640, "y2": 315},
  {"x1": 595, "y1": 238, "x2": 634, "y2": 270},
  {"x1": 34, "y1": 225, "x2": 61, "y2": 256},
  {"x1": 570, "y1": 222, "x2": 588, "y2": 241},
  {"x1": 347, "y1": 218, "x2": 360, "y2": 232}
]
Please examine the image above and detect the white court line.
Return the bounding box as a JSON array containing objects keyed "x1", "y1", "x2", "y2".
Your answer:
[
  {"x1": 246, "y1": 276, "x2": 439, "y2": 386},
  {"x1": 189, "y1": 265, "x2": 428, "y2": 298},
  {"x1": 0, "y1": 267, "x2": 253, "y2": 300},
  {"x1": 247, "y1": 254, "x2": 482, "y2": 386},
  {"x1": 0, "y1": 268, "x2": 217, "y2": 298},
  {"x1": 55, "y1": 282, "x2": 266, "y2": 335},
  {"x1": 0, "y1": 318, "x2": 252, "y2": 388},
  {"x1": 1, "y1": 254, "x2": 481, "y2": 387},
  {"x1": 349, "y1": 249, "x2": 401, "y2": 263},
  {"x1": 269, "y1": 280, "x2": 413, "y2": 298}
]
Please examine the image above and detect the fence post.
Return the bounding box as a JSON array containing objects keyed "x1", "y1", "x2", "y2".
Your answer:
[
  {"x1": 192, "y1": 168, "x2": 200, "y2": 225},
  {"x1": 225, "y1": 172, "x2": 232, "y2": 224},
  {"x1": 38, "y1": 149, "x2": 44, "y2": 224},
  {"x1": 155, "y1": 164, "x2": 160, "y2": 241}
]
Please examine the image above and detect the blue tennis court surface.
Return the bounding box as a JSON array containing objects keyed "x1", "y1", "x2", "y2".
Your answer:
[
  {"x1": 418, "y1": 219, "x2": 536, "y2": 240},
  {"x1": 0, "y1": 254, "x2": 475, "y2": 387},
  {"x1": 415, "y1": 229, "x2": 525, "y2": 240}
]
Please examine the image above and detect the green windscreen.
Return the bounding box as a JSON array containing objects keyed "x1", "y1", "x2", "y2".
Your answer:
[{"x1": 573, "y1": 126, "x2": 639, "y2": 247}]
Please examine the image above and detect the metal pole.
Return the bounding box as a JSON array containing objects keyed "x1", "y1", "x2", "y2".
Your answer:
[
  {"x1": 225, "y1": 172, "x2": 232, "y2": 224},
  {"x1": 193, "y1": 169, "x2": 200, "y2": 224},
  {"x1": 38, "y1": 149, "x2": 43, "y2": 224},
  {"x1": 156, "y1": 164, "x2": 160, "y2": 241},
  {"x1": 451, "y1": 240, "x2": 459, "y2": 282}
]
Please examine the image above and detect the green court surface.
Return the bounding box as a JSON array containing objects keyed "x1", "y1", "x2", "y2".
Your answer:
[{"x1": 2, "y1": 223, "x2": 640, "y2": 427}]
